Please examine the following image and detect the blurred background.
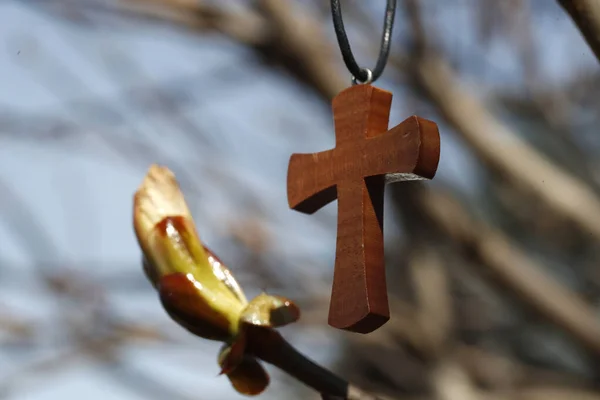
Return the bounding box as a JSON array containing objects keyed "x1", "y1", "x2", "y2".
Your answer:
[{"x1": 1, "y1": 0, "x2": 600, "y2": 399}]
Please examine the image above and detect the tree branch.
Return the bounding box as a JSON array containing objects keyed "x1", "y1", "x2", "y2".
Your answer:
[
  {"x1": 558, "y1": 0, "x2": 600, "y2": 63},
  {"x1": 118, "y1": 0, "x2": 346, "y2": 98},
  {"x1": 402, "y1": 0, "x2": 600, "y2": 242},
  {"x1": 409, "y1": 49, "x2": 600, "y2": 242},
  {"x1": 246, "y1": 327, "x2": 387, "y2": 400},
  {"x1": 418, "y1": 186, "x2": 600, "y2": 356}
]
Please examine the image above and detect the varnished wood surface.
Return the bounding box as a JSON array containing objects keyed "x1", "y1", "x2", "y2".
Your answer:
[{"x1": 287, "y1": 84, "x2": 440, "y2": 333}]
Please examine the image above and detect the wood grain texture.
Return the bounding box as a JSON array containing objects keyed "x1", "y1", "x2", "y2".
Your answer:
[{"x1": 287, "y1": 84, "x2": 440, "y2": 333}]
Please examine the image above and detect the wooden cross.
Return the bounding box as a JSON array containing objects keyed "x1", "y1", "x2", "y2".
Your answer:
[{"x1": 287, "y1": 84, "x2": 440, "y2": 334}]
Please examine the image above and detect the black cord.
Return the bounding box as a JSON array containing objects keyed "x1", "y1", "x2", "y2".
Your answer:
[{"x1": 330, "y1": 0, "x2": 397, "y2": 84}]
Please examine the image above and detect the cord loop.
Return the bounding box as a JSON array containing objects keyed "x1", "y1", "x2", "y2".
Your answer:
[{"x1": 330, "y1": 0, "x2": 397, "y2": 84}]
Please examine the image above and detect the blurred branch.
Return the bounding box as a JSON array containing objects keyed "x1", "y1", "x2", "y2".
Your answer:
[
  {"x1": 11, "y1": 37, "x2": 217, "y2": 196},
  {"x1": 0, "y1": 313, "x2": 35, "y2": 341},
  {"x1": 346, "y1": 310, "x2": 429, "y2": 393},
  {"x1": 254, "y1": 0, "x2": 344, "y2": 98},
  {"x1": 402, "y1": 0, "x2": 600, "y2": 242},
  {"x1": 342, "y1": 249, "x2": 454, "y2": 394},
  {"x1": 502, "y1": 2, "x2": 600, "y2": 186},
  {"x1": 97, "y1": 359, "x2": 200, "y2": 400},
  {"x1": 409, "y1": 248, "x2": 453, "y2": 361},
  {"x1": 418, "y1": 185, "x2": 600, "y2": 356},
  {"x1": 122, "y1": 0, "x2": 269, "y2": 44},
  {"x1": 114, "y1": 0, "x2": 346, "y2": 98},
  {"x1": 0, "y1": 321, "x2": 167, "y2": 395},
  {"x1": 458, "y1": 345, "x2": 591, "y2": 390},
  {"x1": 558, "y1": 0, "x2": 600, "y2": 63},
  {"x1": 0, "y1": 177, "x2": 63, "y2": 267},
  {"x1": 430, "y1": 359, "x2": 480, "y2": 400}
]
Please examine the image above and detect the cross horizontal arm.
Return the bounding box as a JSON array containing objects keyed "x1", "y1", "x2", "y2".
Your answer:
[
  {"x1": 287, "y1": 149, "x2": 337, "y2": 214},
  {"x1": 287, "y1": 116, "x2": 440, "y2": 215},
  {"x1": 361, "y1": 115, "x2": 440, "y2": 179}
]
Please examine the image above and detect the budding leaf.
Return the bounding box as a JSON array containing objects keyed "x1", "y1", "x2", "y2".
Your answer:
[{"x1": 133, "y1": 164, "x2": 300, "y2": 396}]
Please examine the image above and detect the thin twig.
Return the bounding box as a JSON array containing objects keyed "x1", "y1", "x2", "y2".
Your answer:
[{"x1": 246, "y1": 327, "x2": 387, "y2": 400}]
